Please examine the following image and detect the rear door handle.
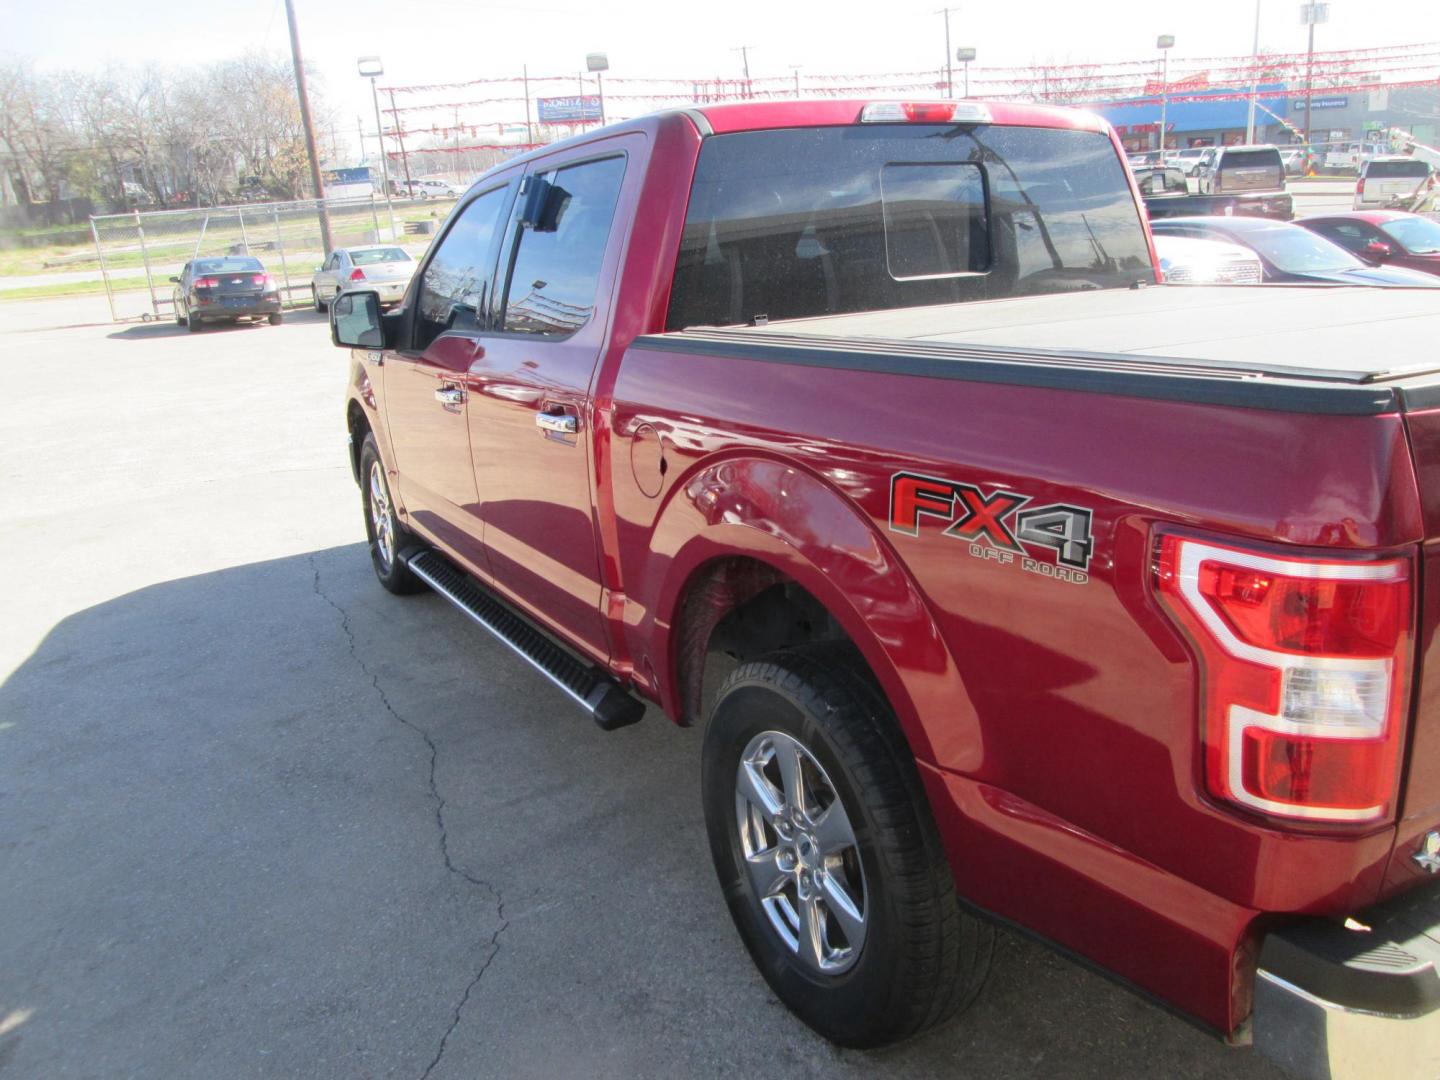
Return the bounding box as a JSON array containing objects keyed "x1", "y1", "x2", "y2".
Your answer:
[
  {"x1": 536, "y1": 411, "x2": 577, "y2": 434},
  {"x1": 435, "y1": 385, "x2": 465, "y2": 405}
]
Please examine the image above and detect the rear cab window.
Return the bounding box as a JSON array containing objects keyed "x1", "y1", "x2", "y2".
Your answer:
[
  {"x1": 665, "y1": 124, "x2": 1152, "y2": 331},
  {"x1": 1217, "y1": 148, "x2": 1282, "y2": 171},
  {"x1": 1365, "y1": 159, "x2": 1431, "y2": 179}
]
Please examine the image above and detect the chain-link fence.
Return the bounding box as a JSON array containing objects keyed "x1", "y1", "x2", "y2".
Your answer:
[{"x1": 89, "y1": 196, "x2": 434, "y2": 323}]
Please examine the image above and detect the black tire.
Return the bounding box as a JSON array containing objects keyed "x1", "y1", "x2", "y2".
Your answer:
[
  {"x1": 186, "y1": 312, "x2": 201, "y2": 332},
  {"x1": 702, "y1": 643, "x2": 992, "y2": 1048},
  {"x1": 358, "y1": 434, "x2": 425, "y2": 595},
  {"x1": 174, "y1": 305, "x2": 185, "y2": 326},
  {"x1": 268, "y1": 312, "x2": 283, "y2": 326},
  {"x1": 313, "y1": 286, "x2": 325, "y2": 313}
]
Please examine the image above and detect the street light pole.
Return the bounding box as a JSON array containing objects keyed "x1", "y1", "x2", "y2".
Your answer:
[
  {"x1": 587, "y1": 53, "x2": 609, "y2": 126},
  {"x1": 358, "y1": 56, "x2": 396, "y2": 241},
  {"x1": 957, "y1": 47, "x2": 977, "y2": 99},
  {"x1": 1300, "y1": 2, "x2": 1328, "y2": 153},
  {"x1": 1245, "y1": 0, "x2": 1262, "y2": 144},
  {"x1": 283, "y1": 0, "x2": 332, "y2": 254},
  {"x1": 1157, "y1": 34, "x2": 1175, "y2": 154}
]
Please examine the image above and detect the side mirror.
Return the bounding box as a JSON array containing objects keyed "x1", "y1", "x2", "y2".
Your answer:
[
  {"x1": 168, "y1": 276, "x2": 180, "y2": 283},
  {"x1": 331, "y1": 290, "x2": 385, "y2": 349},
  {"x1": 1364, "y1": 240, "x2": 1394, "y2": 260}
]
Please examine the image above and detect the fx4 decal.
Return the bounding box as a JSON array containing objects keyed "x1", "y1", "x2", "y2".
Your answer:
[{"x1": 888, "y1": 471, "x2": 1095, "y2": 584}]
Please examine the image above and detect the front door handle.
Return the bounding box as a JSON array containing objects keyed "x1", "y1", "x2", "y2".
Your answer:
[
  {"x1": 435, "y1": 385, "x2": 465, "y2": 406},
  {"x1": 536, "y1": 411, "x2": 577, "y2": 435}
]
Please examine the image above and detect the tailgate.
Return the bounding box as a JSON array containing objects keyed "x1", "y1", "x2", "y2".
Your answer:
[{"x1": 1393, "y1": 406, "x2": 1440, "y2": 897}]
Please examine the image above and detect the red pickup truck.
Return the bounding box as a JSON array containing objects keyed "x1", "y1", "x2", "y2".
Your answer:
[{"x1": 329, "y1": 99, "x2": 1440, "y2": 1076}]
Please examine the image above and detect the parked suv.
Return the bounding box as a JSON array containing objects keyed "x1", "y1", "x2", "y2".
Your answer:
[
  {"x1": 1196, "y1": 144, "x2": 1285, "y2": 196},
  {"x1": 1354, "y1": 156, "x2": 1434, "y2": 209}
]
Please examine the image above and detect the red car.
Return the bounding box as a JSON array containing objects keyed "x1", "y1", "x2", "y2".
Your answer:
[
  {"x1": 330, "y1": 99, "x2": 1440, "y2": 1076},
  {"x1": 1298, "y1": 210, "x2": 1440, "y2": 277}
]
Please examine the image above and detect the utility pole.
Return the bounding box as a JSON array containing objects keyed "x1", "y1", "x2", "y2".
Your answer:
[
  {"x1": 936, "y1": 8, "x2": 956, "y2": 98},
  {"x1": 388, "y1": 89, "x2": 413, "y2": 192},
  {"x1": 523, "y1": 65, "x2": 533, "y2": 144},
  {"x1": 283, "y1": 0, "x2": 332, "y2": 253},
  {"x1": 1245, "y1": 0, "x2": 1262, "y2": 143},
  {"x1": 733, "y1": 45, "x2": 753, "y2": 98}
]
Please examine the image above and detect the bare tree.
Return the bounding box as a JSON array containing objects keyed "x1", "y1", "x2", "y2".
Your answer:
[{"x1": 0, "y1": 61, "x2": 82, "y2": 203}]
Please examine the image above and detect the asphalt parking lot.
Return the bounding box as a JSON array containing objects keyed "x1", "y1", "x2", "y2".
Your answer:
[{"x1": 0, "y1": 297, "x2": 1288, "y2": 1079}]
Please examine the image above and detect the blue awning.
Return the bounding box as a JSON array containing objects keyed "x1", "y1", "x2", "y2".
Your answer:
[{"x1": 1091, "y1": 84, "x2": 1290, "y2": 134}]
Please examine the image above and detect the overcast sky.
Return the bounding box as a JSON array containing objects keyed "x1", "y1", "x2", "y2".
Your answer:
[{"x1": 7, "y1": 0, "x2": 1430, "y2": 140}]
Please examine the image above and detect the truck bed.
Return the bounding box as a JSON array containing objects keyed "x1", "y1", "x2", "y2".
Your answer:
[{"x1": 649, "y1": 286, "x2": 1440, "y2": 414}]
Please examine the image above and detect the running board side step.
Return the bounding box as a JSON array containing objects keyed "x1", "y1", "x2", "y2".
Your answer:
[{"x1": 405, "y1": 549, "x2": 645, "y2": 731}]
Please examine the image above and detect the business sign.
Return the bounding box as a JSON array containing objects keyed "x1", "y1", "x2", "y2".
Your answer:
[
  {"x1": 1293, "y1": 96, "x2": 1348, "y2": 110},
  {"x1": 322, "y1": 167, "x2": 374, "y2": 185},
  {"x1": 537, "y1": 95, "x2": 602, "y2": 123},
  {"x1": 1143, "y1": 72, "x2": 1210, "y2": 96}
]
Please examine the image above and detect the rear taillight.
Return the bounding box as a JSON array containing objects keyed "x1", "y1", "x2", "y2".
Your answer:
[
  {"x1": 194, "y1": 276, "x2": 219, "y2": 288},
  {"x1": 1357, "y1": 177, "x2": 1367, "y2": 195},
  {"x1": 1155, "y1": 533, "x2": 1412, "y2": 824},
  {"x1": 349, "y1": 268, "x2": 366, "y2": 281},
  {"x1": 252, "y1": 273, "x2": 271, "y2": 287}
]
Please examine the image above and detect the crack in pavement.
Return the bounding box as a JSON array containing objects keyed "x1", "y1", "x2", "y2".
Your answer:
[{"x1": 310, "y1": 554, "x2": 509, "y2": 1080}]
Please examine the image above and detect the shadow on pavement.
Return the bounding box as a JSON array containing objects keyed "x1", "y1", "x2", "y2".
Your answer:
[{"x1": 0, "y1": 544, "x2": 1283, "y2": 1080}]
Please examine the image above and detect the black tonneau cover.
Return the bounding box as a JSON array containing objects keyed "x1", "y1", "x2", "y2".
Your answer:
[{"x1": 641, "y1": 286, "x2": 1440, "y2": 415}]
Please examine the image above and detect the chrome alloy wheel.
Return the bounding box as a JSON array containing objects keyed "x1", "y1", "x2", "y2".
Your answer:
[
  {"x1": 735, "y1": 730, "x2": 868, "y2": 974},
  {"x1": 368, "y1": 460, "x2": 396, "y2": 571}
]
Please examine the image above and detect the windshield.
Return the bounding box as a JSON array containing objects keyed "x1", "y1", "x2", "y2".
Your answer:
[
  {"x1": 351, "y1": 248, "x2": 411, "y2": 265},
  {"x1": 195, "y1": 257, "x2": 262, "y2": 273},
  {"x1": 1381, "y1": 216, "x2": 1440, "y2": 254},
  {"x1": 666, "y1": 124, "x2": 1152, "y2": 330},
  {"x1": 1242, "y1": 226, "x2": 1364, "y2": 272}
]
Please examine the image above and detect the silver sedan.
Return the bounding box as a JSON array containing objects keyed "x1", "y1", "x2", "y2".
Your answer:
[{"x1": 311, "y1": 246, "x2": 416, "y2": 311}]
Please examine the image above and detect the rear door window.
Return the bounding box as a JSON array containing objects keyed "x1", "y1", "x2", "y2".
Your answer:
[{"x1": 499, "y1": 155, "x2": 627, "y2": 336}]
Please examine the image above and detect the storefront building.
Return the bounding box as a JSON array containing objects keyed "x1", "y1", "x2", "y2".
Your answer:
[{"x1": 1094, "y1": 84, "x2": 1439, "y2": 153}]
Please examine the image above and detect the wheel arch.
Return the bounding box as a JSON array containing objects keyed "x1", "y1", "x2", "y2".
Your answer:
[
  {"x1": 345, "y1": 396, "x2": 371, "y2": 485},
  {"x1": 643, "y1": 454, "x2": 977, "y2": 771}
]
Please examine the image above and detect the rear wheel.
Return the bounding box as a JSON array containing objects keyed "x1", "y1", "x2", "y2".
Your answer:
[
  {"x1": 268, "y1": 312, "x2": 283, "y2": 326},
  {"x1": 358, "y1": 434, "x2": 424, "y2": 595},
  {"x1": 186, "y1": 312, "x2": 201, "y2": 332},
  {"x1": 702, "y1": 643, "x2": 992, "y2": 1048}
]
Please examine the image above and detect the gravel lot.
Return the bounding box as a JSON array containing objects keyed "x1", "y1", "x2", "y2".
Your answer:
[{"x1": 0, "y1": 297, "x2": 1286, "y2": 1079}]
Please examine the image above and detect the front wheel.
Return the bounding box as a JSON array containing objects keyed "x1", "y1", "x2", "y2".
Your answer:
[
  {"x1": 312, "y1": 286, "x2": 325, "y2": 313},
  {"x1": 702, "y1": 643, "x2": 992, "y2": 1048},
  {"x1": 358, "y1": 434, "x2": 424, "y2": 595}
]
